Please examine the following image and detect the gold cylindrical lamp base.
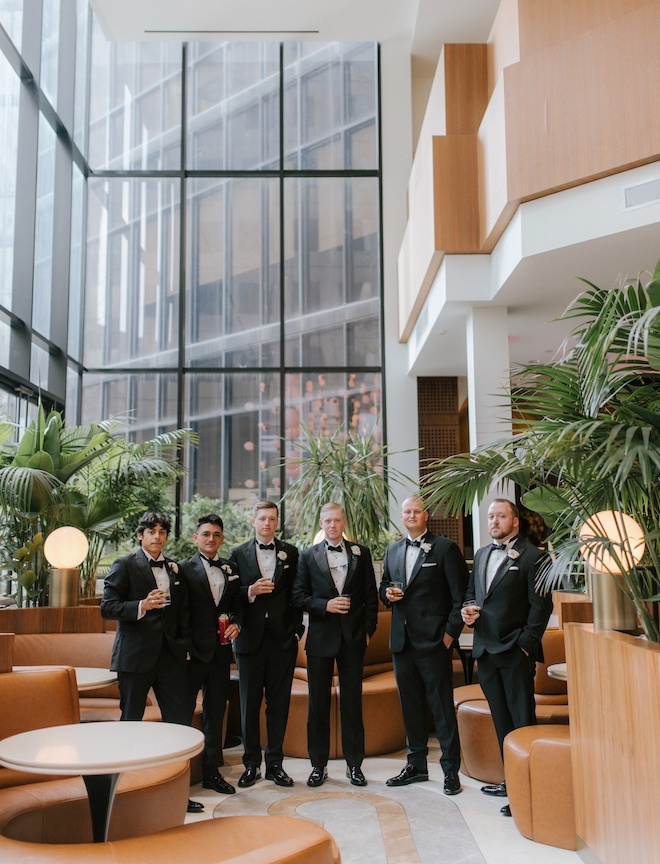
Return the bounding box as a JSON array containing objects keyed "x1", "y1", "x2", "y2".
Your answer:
[
  {"x1": 590, "y1": 570, "x2": 638, "y2": 633},
  {"x1": 49, "y1": 568, "x2": 80, "y2": 607}
]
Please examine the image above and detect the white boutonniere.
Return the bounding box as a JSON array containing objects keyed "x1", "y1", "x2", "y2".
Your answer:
[
  {"x1": 351, "y1": 545, "x2": 361, "y2": 555},
  {"x1": 421, "y1": 542, "x2": 432, "y2": 554},
  {"x1": 168, "y1": 562, "x2": 179, "y2": 574},
  {"x1": 507, "y1": 549, "x2": 520, "y2": 560},
  {"x1": 221, "y1": 564, "x2": 232, "y2": 574},
  {"x1": 277, "y1": 550, "x2": 287, "y2": 561}
]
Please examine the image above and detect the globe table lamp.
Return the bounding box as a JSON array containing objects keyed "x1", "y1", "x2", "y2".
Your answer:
[
  {"x1": 579, "y1": 511, "x2": 644, "y2": 632},
  {"x1": 44, "y1": 527, "x2": 89, "y2": 607}
]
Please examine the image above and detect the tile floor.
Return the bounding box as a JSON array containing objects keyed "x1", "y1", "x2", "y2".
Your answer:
[{"x1": 186, "y1": 740, "x2": 581, "y2": 864}]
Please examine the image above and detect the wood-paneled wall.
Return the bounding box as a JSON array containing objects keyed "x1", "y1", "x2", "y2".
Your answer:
[
  {"x1": 0, "y1": 607, "x2": 105, "y2": 634},
  {"x1": 565, "y1": 624, "x2": 660, "y2": 863}
]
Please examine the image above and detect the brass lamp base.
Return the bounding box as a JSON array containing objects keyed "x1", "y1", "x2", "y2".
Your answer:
[
  {"x1": 49, "y1": 568, "x2": 80, "y2": 607},
  {"x1": 590, "y1": 570, "x2": 638, "y2": 633}
]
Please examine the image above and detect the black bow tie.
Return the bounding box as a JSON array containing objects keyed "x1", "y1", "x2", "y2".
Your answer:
[
  {"x1": 326, "y1": 544, "x2": 344, "y2": 553},
  {"x1": 150, "y1": 560, "x2": 167, "y2": 569},
  {"x1": 406, "y1": 538, "x2": 421, "y2": 547},
  {"x1": 201, "y1": 555, "x2": 221, "y2": 568},
  {"x1": 491, "y1": 543, "x2": 507, "y2": 551},
  {"x1": 258, "y1": 542, "x2": 275, "y2": 551}
]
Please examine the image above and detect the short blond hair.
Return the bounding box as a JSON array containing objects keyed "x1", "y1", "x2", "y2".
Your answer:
[{"x1": 320, "y1": 502, "x2": 346, "y2": 519}]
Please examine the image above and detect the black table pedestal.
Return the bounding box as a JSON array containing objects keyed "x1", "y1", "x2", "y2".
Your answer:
[{"x1": 83, "y1": 772, "x2": 122, "y2": 842}]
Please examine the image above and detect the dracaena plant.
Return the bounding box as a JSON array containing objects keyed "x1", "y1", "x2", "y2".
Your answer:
[{"x1": 421, "y1": 258, "x2": 660, "y2": 641}]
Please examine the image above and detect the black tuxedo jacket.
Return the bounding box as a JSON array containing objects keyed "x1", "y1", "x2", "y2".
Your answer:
[
  {"x1": 466, "y1": 535, "x2": 553, "y2": 659},
  {"x1": 178, "y1": 552, "x2": 243, "y2": 664},
  {"x1": 229, "y1": 538, "x2": 304, "y2": 654},
  {"x1": 292, "y1": 541, "x2": 378, "y2": 658},
  {"x1": 379, "y1": 532, "x2": 468, "y2": 654},
  {"x1": 101, "y1": 549, "x2": 190, "y2": 673}
]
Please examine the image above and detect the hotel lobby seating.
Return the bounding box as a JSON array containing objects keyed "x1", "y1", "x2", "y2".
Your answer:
[
  {"x1": 276, "y1": 610, "x2": 406, "y2": 759},
  {"x1": 454, "y1": 629, "x2": 569, "y2": 783},
  {"x1": 503, "y1": 725, "x2": 576, "y2": 851}
]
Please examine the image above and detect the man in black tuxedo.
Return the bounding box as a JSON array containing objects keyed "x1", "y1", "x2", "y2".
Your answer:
[
  {"x1": 101, "y1": 512, "x2": 203, "y2": 814},
  {"x1": 179, "y1": 513, "x2": 243, "y2": 796},
  {"x1": 380, "y1": 495, "x2": 468, "y2": 796},
  {"x1": 292, "y1": 502, "x2": 378, "y2": 788},
  {"x1": 462, "y1": 498, "x2": 552, "y2": 815},
  {"x1": 229, "y1": 500, "x2": 303, "y2": 789}
]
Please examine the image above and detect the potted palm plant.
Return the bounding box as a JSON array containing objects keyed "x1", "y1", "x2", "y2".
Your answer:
[
  {"x1": 281, "y1": 423, "x2": 414, "y2": 556},
  {"x1": 421, "y1": 259, "x2": 660, "y2": 642}
]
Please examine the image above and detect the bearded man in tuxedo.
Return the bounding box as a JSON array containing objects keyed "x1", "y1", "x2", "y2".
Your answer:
[
  {"x1": 229, "y1": 500, "x2": 303, "y2": 789},
  {"x1": 380, "y1": 495, "x2": 468, "y2": 796},
  {"x1": 292, "y1": 502, "x2": 378, "y2": 788},
  {"x1": 462, "y1": 498, "x2": 552, "y2": 815}
]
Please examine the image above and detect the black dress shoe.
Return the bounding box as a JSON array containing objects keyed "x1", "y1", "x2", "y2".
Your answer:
[
  {"x1": 386, "y1": 763, "x2": 429, "y2": 787},
  {"x1": 187, "y1": 799, "x2": 205, "y2": 812},
  {"x1": 346, "y1": 766, "x2": 367, "y2": 786},
  {"x1": 202, "y1": 774, "x2": 235, "y2": 794},
  {"x1": 481, "y1": 781, "x2": 507, "y2": 797},
  {"x1": 443, "y1": 771, "x2": 462, "y2": 796},
  {"x1": 265, "y1": 765, "x2": 294, "y2": 787},
  {"x1": 501, "y1": 804, "x2": 512, "y2": 817},
  {"x1": 237, "y1": 765, "x2": 261, "y2": 788},
  {"x1": 307, "y1": 766, "x2": 328, "y2": 787}
]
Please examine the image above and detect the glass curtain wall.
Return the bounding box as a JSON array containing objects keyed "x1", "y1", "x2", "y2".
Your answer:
[
  {"x1": 76, "y1": 21, "x2": 383, "y2": 522},
  {"x1": 0, "y1": 2, "x2": 382, "y2": 524}
]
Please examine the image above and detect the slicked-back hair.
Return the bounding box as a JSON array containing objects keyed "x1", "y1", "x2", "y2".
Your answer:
[
  {"x1": 491, "y1": 498, "x2": 519, "y2": 520},
  {"x1": 195, "y1": 513, "x2": 224, "y2": 532},
  {"x1": 137, "y1": 512, "x2": 172, "y2": 536},
  {"x1": 252, "y1": 500, "x2": 279, "y2": 517},
  {"x1": 320, "y1": 502, "x2": 346, "y2": 519}
]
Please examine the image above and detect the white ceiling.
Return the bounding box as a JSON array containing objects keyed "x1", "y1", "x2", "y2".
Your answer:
[{"x1": 90, "y1": 0, "x2": 500, "y2": 56}]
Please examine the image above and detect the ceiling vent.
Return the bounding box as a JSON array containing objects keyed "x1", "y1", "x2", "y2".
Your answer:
[{"x1": 624, "y1": 178, "x2": 660, "y2": 209}]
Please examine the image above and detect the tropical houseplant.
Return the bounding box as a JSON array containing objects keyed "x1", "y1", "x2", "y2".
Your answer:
[
  {"x1": 0, "y1": 407, "x2": 195, "y2": 604},
  {"x1": 281, "y1": 423, "x2": 414, "y2": 551},
  {"x1": 421, "y1": 259, "x2": 660, "y2": 642}
]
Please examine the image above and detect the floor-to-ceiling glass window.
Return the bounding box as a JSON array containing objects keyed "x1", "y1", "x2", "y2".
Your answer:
[{"x1": 0, "y1": 6, "x2": 382, "y2": 527}]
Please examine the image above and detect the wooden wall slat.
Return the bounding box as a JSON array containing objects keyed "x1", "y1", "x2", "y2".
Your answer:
[{"x1": 0, "y1": 607, "x2": 105, "y2": 634}]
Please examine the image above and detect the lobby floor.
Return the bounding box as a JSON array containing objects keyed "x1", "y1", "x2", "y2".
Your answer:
[{"x1": 186, "y1": 739, "x2": 581, "y2": 864}]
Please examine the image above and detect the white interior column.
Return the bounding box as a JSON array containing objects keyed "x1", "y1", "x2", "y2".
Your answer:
[{"x1": 466, "y1": 306, "x2": 512, "y2": 549}]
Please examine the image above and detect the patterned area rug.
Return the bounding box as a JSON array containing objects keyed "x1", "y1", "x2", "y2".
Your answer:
[{"x1": 211, "y1": 777, "x2": 486, "y2": 864}]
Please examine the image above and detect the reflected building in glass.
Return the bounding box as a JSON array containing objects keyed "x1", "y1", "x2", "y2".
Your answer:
[{"x1": 0, "y1": 4, "x2": 382, "y2": 521}]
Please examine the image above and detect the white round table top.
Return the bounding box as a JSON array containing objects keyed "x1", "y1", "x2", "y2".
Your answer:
[
  {"x1": 0, "y1": 721, "x2": 204, "y2": 776},
  {"x1": 12, "y1": 666, "x2": 118, "y2": 691},
  {"x1": 547, "y1": 662, "x2": 568, "y2": 681}
]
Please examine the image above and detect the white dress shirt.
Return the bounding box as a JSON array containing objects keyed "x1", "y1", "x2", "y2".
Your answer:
[
  {"x1": 485, "y1": 536, "x2": 517, "y2": 592},
  {"x1": 200, "y1": 554, "x2": 224, "y2": 606},
  {"x1": 248, "y1": 540, "x2": 277, "y2": 603},
  {"x1": 137, "y1": 552, "x2": 169, "y2": 619},
  {"x1": 326, "y1": 542, "x2": 348, "y2": 594},
  {"x1": 405, "y1": 536, "x2": 423, "y2": 582}
]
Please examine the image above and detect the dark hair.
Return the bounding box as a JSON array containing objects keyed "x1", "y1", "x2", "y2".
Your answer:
[
  {"x1": 252, "y1": 500, "x2": 279, "y2": 517},
  {"x1": 195, "y1": 513, "x2": 224, "y2": 532},
  {"x1": 136, "y1": 512, "x2": 171, "y2": 536},
  {"x1": 491, "y1": 498, "x2": 520, "y2": 520}
]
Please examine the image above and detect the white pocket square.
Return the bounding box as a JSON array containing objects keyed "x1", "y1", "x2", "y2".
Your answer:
[
  {"x1": 421, "y1": 562, "x2": 436, "y2": 567},
  {"x1": 508, "y1": 566, "x2": 519, "y2": 571},
  {"x1": 228, "y1": 574, "x2": 239, "y2": 580},
  {"x1": 284, "y1": 564, "x2": 290, "y2": 569}
]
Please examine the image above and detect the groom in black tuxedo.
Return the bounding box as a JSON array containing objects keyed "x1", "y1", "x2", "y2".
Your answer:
[
  {"x1": 380, "y1": 495, "x2": 468, "y2": 795},
  {"x1": 462, "y1": 498, "x2": 552, "y2": 813},
  {"x1": 179, "y1": 513, "x2": 243, "y2": 796},
  {"x1": 101, "y1": 511, "x2": 203, "y2": 813},
  {"x1": 292, "y1": 502, "x2": 378, "y2": 788},
  {"x1": 229, "y1": 500, "x2": 303, "y2": 789}
]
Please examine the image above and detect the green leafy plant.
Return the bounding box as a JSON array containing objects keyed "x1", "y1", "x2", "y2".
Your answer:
[
  {"x1": 421, "y1": 259, "x2": 660, "y2": 641},
  {"x1": 281, "y1": 424, "x2": 415, "y2": 552}
]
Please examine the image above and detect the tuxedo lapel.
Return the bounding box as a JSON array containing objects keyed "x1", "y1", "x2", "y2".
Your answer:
[
  {"x1": 475, "y1": 548, "x2": 488, "y2": 604},
  {"x1": 313, "y1": 543, "x2": 337, "y2": 594},
  {"x1": 135, "y1": 549, "x2": 158, "y2": 593},
  {"x1": 273, "y1": 540, "x2": 286, "y2": 585},
  {"x1": 407, "y1": 533, "x2": 431, "y2": 587},
  {"x1": 192, "y1": 553, "x2": 217, "y2": 606},
  {"x1": 246, "y1": 541, "x2": 263, "y2": 582},
  {"x1": 396, "y1": 539, "x2": 407, "y2": 585},
  {"x1": 343, "y1": 544, "x2": 359, "y2": 591}
]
